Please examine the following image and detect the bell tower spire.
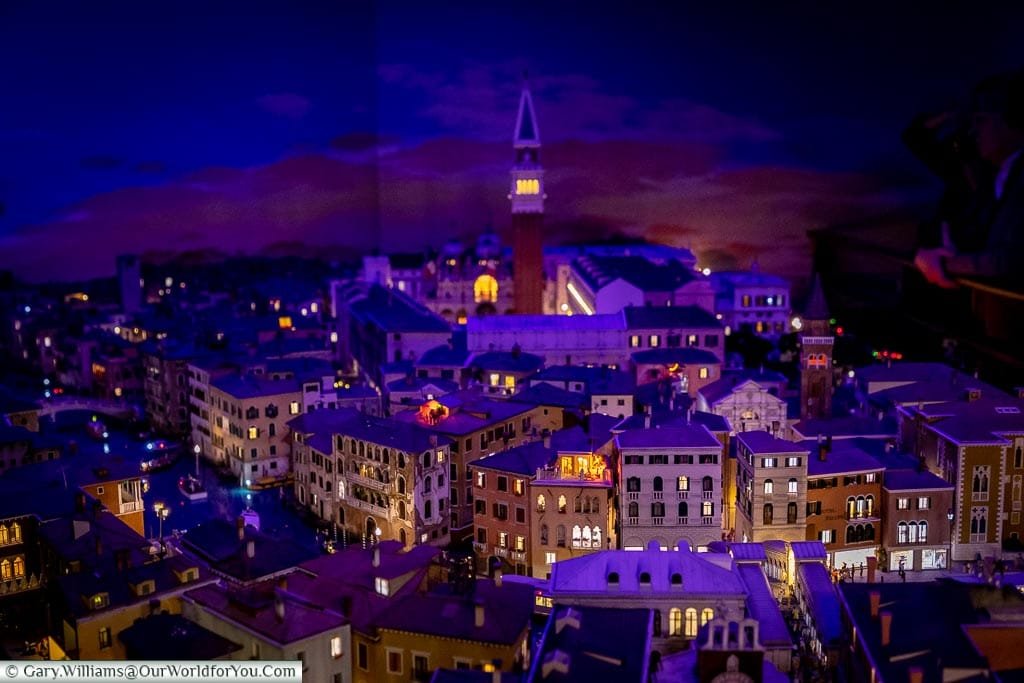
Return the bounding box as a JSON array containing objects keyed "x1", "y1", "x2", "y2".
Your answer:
[{"x1": 509, "y1": 75, "x2": 545, "y2": 313}]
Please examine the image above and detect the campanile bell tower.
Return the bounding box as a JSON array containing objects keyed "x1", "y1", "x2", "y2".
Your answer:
[{"x1": 510, "y1": 81, "x2": 545, "y2": 314}]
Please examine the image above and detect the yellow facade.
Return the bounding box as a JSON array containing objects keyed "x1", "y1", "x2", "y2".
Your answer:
[{"x1": 352, "y1": 627, "x2": 527, "y2": 683}]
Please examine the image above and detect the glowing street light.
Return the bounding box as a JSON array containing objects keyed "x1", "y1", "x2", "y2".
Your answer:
[{"x1": 153, "y1": 502, "x2": 171, "y2": 550}]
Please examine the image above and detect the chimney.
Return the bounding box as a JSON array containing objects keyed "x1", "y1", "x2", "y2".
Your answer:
[
  {"x1": 909, "y1": 668, "x2": 923, "y2": 683},
  {"x1": 373, "y1": 545, "x2": 381, "y2": 568},
  {"x1": 817, "y1": 434, "x2": 827, "y2": 461},
  {"x1": 237, "y1": 516, "x2": 245, "y2": 540},
  {"x1": 494, "y1": 568, "x2": 503, "y2": 588},
  {"x1": 246, "y1": 540, "x2": 255, "y2": 559},
  {"x1": 475, "y1": 600, "x2": 485, "y2": 628},
  {"x1": 880, "y1": 611, "x2": 892, "y2": 647},
  {"x1": 274, "y1": 593, "x2": 285, "y2": 622},
  {"x1": 869, "y1": 591, "x2": 880, "y2": 618}
]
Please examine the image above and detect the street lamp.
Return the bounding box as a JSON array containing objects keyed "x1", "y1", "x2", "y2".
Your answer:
[
  {"x1": 947, "y1": 508, "x2": 955, "y2": 569},
  {"x1": 154, "y1": 501, "x2": 171, "y2": 552}
]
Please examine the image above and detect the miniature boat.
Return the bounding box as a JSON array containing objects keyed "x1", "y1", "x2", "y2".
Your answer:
[{"x1": 178, "y1": 474, "x2": 208, "y2": 501}]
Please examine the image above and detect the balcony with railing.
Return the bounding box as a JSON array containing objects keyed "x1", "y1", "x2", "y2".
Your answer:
[
  {"x1": 472, "y1": 541, "x2": 487, "y2": 554},
  {"x1": 119, "y1": 500, "x2": 144, "y2": 514},
  {"x1": 511, "y1": 550, "x2": 527, "y2": 562},
  {"x1": 348, "y1": 472, "x2": 390, "y2": 493},
  {"x1": 677, "y1": 517, "x2": 689, "y2": 526},
  {"x1": 627, "y1": 492, "x2": 640, "y2": 501},
  {"x1": 627, "y1": 517, "x2": 639, "y2": 526},
  {"x1": 349, "y1": 497, "x2": 390, "y2": 516},
  {"x1": 0, "y1": 573, "x2": 42, "y2": 596},
  {"x1": 702, "y1": 491, "x2": 714, "y2": 500},
  {"x1": 653, "y1": 491, "x2": 663, "y2": 500},
  {"x1": 652, "y1": 517, "x2": 664, "y2": 526},
  {"x1": 677, "y1": 491, "x2": 689, "y2": 500},
  {"x1": 702, "y1": 517, "x2": 715, "y2": 525}
]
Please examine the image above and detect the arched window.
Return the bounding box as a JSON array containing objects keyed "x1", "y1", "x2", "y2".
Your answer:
[
  {"x1": 590, "y1": 497, "x2": 600, "y2": 514},
  {"x1": 677, "y1": 476, "x2": 689, "y2": 491},
  {"x1": 574, "y1": 497, "x2": 582, "y2": 513},
  {"x1": 653, "y1": 476, "x2": 663, "y2": 492},
  {"x1": 0, "y1": 559, "x2": 9, "y2": 581},
  {"x1": 865, "y1": 523, "x2": 875, "y2": 541},
  {"x1": 763, "y1": 503, "x2": 773, "y2": 525},
  {"x1": 556, "y1": 525, "x2": 566, "y2": 548},
  {"x1": 627, "y1": 477, "x2": 641, "y2": 492},
  {"x1": 399, "y1": 528, "x2": 407, "y2": 545},
  {"x1": 847, "y1": 497, "x2": 856, "y2": 519},
  {"x1": 787, "y1": 502, "x2": 797, "y2": 524},
  {"x1": 397, "y1": 476, "x2": 406, "y2": 495},
  {"x1": 424, "y1": 500, "x2": 431, "y2": 519},
  {"x1": 701, "y1": 608, "x2": 714, "y2": 626},
  {"x1": 788, "y1": 478, "x2": 798, "y2": 494},
  {"x1": 669, "y1": 608, "x2": 683, "y2": 636},
  {"x1": 592, "y1": 527, "x2": 602, "y2": 548},
  {"x1": 898, "y1": 521, "x2": 908, "y2": 543},
  {"x1": 558, "y1": 495, "x2": 567, "y2": 513},
  {"x1": 908, "y1": 521, "x2": 918, "y2": 543},
  {"x1": 678, "y1": 501, "x2": 689, "y2": 518},
  {"x1": 919, "y1": 521, "x2": 928, "y2": 543},
  {"x1": 473, "y1": 274, "x2": 498, "y2": 303},
  {"x1": 540, "y1": 524, "x2": 549, "y2": 545},
  {"x1": 653, "y1": 609, "x2": 662, "y2": 636},
  {"x1": 398, "y1": 452, "x2": 406, "y2": 469},
  {"x1": 398, "y1": 501, "x2": 407, "y2": 520},
  {"x1": 582, "y1": 526, "x2": 592, "y2": 548},
  {"x1": 764, "y1": 479, "x2": 774, "y2": 494},
  {"x1": 846, "y1": 526, "x2": 856, "y2": 543},
  {"x1": 423, "y1": 476, "x2": 431, "y2": 494},
  {"x1": 866, "y1": 495, "x2": 874, "y2": 516},
  {"x1": 684, "y1": 608, "x2": 699, "y2": 637},
  {"x1": 537, "y1": 494, "x2": 546, "y2": 512},
  {"x1": 856, "y1": 496, "x2": 866, "y2": 517},
  {"x1": 628, "y1": 502, "x2": 639, "y2": 518},
  {"x1": 422, "y1": 451, "x2": 431, "y2": 469},
  {"x1": 382, "y1": 449, "x2": 390, "y2": 465},
  {"x1": 7, "y1": 523, "x2": 18, "y2": 544},
  {"x1": 572, "y1": 525, "x2": 582, "y2": 548},
  {"x1": 652, "y1": 502, "x2": 665, "y2": 518},
  {"x1": 702, "y1": 476, "x2": 713, "y2": 492},
  {"x1": 0, "y1": 525, "x2": 7, "y2": 545}
]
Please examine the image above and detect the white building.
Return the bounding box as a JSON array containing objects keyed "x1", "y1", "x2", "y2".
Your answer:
[
  {"x1": 616, "y1": 422, "x2": 724, "y2": 550},
  {"x1": 697, "y1": 377, "x2": 789, "y2": 437},
  {"x1": 710, "y1": 269, "x2": 792, "y2": 338}
]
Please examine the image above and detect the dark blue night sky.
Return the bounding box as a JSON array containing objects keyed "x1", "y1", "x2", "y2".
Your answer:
[{"x1": 1, "y1": 1, "x2": 1021, "y2": 281}]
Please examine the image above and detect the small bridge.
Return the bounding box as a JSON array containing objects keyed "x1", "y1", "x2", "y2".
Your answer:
[{"x1": 38, "y1": 396, "x2": 142, "y2": 421}]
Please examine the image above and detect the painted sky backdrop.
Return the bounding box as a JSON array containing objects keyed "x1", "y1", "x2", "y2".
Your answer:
[{"x1": 1, "y1": 2, "x2": 1022, "y2": 282}]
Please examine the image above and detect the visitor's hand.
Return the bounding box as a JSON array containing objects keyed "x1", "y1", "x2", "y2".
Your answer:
[{"x1": 914, "y1": 247, "x2": 957, "y2": 288}]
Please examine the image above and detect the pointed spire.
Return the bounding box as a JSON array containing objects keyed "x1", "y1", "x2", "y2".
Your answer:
[
  {"x1": 803, "y1": 273, "x2": 830, "y2": 321},
  {"x1": 514, "y1": 77, "x2": 540, "y2": 148}
]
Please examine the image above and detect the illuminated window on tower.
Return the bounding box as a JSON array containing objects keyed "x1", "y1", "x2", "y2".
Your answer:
[{"x1": 515, "y1": 178, "x2": 540, "y2": 195}]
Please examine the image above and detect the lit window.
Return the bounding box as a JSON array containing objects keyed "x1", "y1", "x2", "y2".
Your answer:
[
  {"x1": 374, "y1": 577, "x2": 390, "y2": 596},
  {"x1": 289, "y1": 402, "x2": 300, "y2": 415},
  {"x1": 545, "y1": 552, "x2": 556, "y2": 565},
  {"x1": 247, "y1": 426, "x2": 258, "y2": 440},
  {"x1": 917, "y1": 497, "x2": 930, "y2": 510},
  {"x1": 515, "y1": 178, "x2": 540, "y2": 195},
  {"x1": 764, "y1": 480, "x2": 774, "y2": 494},
  {"x1": 474, "y1": 274, "x2": 499, "y2": 303},
  {"x1": 504, "y1": 375, "x2": 516, "y2": 391},
  {"x1": 699, "y1": 367, "x2": 709, "y2": 379},
  {"x1": 788, "y1": 478, "x2": 798, "y2": 494},
  {"x1": 701, "y1": 608, "x2": 714, "y2": 626},
  {"x1": 629, "y1": 335, "x2": 640, "y2": 348},
  {"x1": 897, "y1": 498, "x2": 910, "y2": 510},
  {"x1": 514, "y1": 479, "x2": 524, "y2": 495},
  {"x1": 684, "y1": 608, "x2": 698, "y2": 637},
  {"x1": 649, "y1": 335, "x2": 660, "y2": 348},
  {"x1": 489, "y1": 373, "x2": 500, "y2": 387},
  {"x1": 330, "y1": 636, "x2": 342, "y2": 659},
  {"x1": 476, "y1": 472, "x2": 486, "y2": 488},
  {"x1": 669, "y1": 608, "x2": 682, "y2": 636}
]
